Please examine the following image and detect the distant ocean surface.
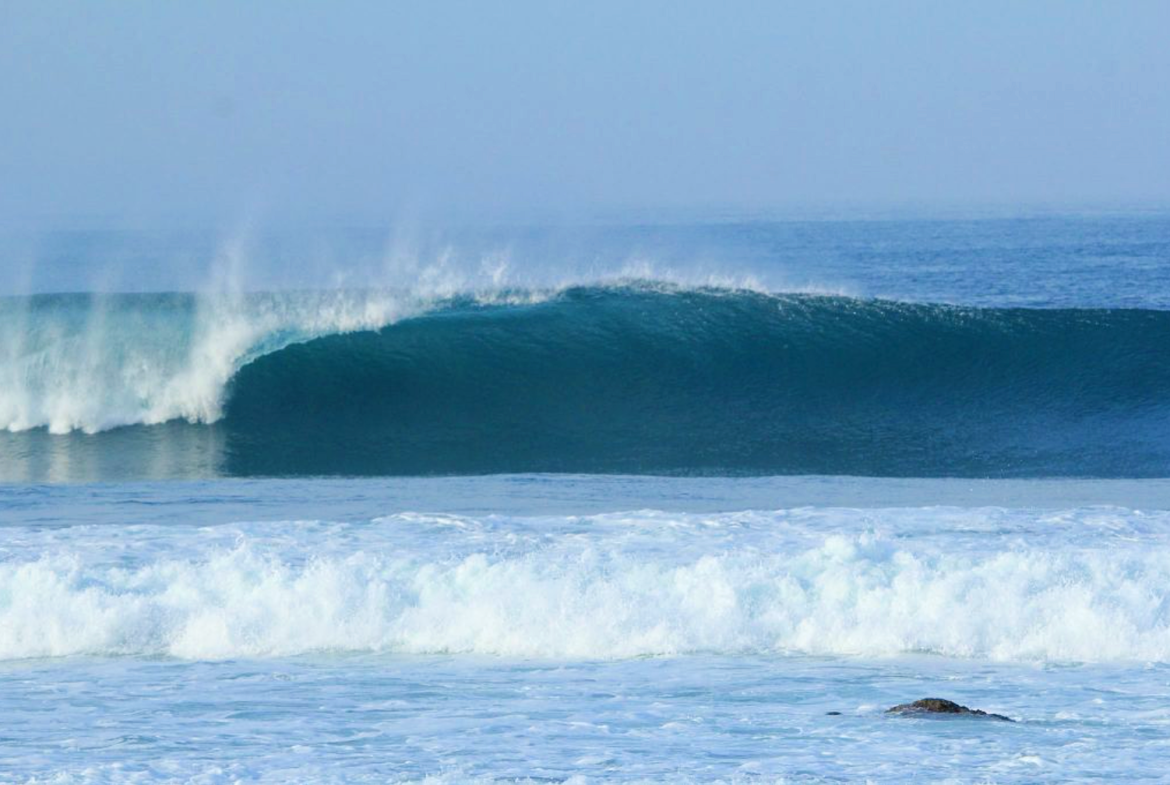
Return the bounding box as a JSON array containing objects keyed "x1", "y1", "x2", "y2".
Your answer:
[{"x1": 2, "y1": 213, "x2": 1169, "y2": 783}]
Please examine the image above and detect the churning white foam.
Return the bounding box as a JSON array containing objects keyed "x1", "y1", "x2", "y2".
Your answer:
[{"x1": 4, "y1": 508, "x2": 1170, "y2": 663}]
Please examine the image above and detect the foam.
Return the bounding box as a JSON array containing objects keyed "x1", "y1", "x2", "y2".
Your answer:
[{"x1": 3, "y1": 523, "x2": 1169, "y2": 663}]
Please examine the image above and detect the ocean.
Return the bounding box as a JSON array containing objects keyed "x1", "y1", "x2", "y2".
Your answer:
[{"x1": 2, "y1": 213, "x2": 1169, "y2": 783}]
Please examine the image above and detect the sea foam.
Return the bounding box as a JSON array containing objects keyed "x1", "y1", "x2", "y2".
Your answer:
[{"x1": 3, "y1": 508, "x2": 1169, "y2": 663}]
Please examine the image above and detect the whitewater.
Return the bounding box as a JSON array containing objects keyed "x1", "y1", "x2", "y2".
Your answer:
[
  {"x1": 7, "y1": 502, "x2": 1170, "y2": 663},
  {"x1": 6, "y1": 476, "x2": 1170, "y2": 783}
]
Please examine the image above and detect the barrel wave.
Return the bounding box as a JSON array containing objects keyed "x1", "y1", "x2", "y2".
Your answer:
[{"x1": 3, "y1": 283, "x2": 1170, "y2": 478}]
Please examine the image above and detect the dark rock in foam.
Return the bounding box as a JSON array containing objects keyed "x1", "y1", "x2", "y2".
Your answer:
[{"x1": 885, "y1": 698, "x2": 1013, "y2": 722}]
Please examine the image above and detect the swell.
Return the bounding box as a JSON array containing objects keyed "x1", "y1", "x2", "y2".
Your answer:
[
  {"x1": 3, "y1": 284, "x2": 1170, "y2": 478},
  {"x1": 220, "y1": 286, "x2": 1170, "y2": 477}
]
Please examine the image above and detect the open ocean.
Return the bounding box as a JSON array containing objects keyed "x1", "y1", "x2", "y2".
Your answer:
[{"x1": 3, "y1": 213, "x2": 1170, "y2": 783}]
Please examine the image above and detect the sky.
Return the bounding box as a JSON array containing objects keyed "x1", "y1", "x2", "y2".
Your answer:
[{"x1": 1, "y1": 0, "x2": 1169, "y2": 225}]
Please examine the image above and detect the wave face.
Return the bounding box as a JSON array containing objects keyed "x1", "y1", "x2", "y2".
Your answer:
[{"x1": 3, "y1": 284, "x2": 1170, "y2": 477}]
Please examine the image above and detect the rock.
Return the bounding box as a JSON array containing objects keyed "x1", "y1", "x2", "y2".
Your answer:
[{"x1": 885, "y1": 698, "x2": 1012, "y2": 722}]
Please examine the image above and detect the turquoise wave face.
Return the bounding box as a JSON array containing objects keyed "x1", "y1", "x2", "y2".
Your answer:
[{"x1": 2, "y1": 283, "x2": 1169, "y2": 480}]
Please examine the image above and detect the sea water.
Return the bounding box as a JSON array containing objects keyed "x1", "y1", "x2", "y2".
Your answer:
[
  {"x1": 5, "y1": 477, "x2": 1170, "y2": 782},
  {"x1": 2, "y1": 214, "x2": 1170, "y2": 782}
]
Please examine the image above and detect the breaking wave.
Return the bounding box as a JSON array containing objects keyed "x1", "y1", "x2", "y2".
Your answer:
[{"x1": 2, "y1": 283, "x2": 1169, "y2": 477}]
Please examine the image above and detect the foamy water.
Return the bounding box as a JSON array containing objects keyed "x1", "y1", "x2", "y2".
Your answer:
[
  {"x1": 4, "y1": 477, "x2": 1170, "y2": 783},
  {"x1": 5, "y1": 506, "x2": 1170, "y2": 663}
]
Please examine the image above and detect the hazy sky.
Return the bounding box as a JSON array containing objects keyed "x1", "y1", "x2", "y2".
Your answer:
[{"x1": 2, "y1": 1, "x2": 1168, "y2": 224}]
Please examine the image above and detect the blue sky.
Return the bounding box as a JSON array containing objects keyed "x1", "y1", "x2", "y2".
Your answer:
[{"x1": 2, "y1": 1, "x2": 1168, "y2": 223}]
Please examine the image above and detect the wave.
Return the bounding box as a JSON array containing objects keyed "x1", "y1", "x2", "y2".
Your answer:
[
  {"x1": 2, "y1": 283, "x2": 1169, "y2": 477},
  {"x1": 4, "y1": 519, "x2": 1170, "y2": 663}
]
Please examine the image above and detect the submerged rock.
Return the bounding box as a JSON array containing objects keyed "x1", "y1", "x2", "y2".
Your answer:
[{"x1": 886, "y1": 698, "x2": 1013, "y2": 722}]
